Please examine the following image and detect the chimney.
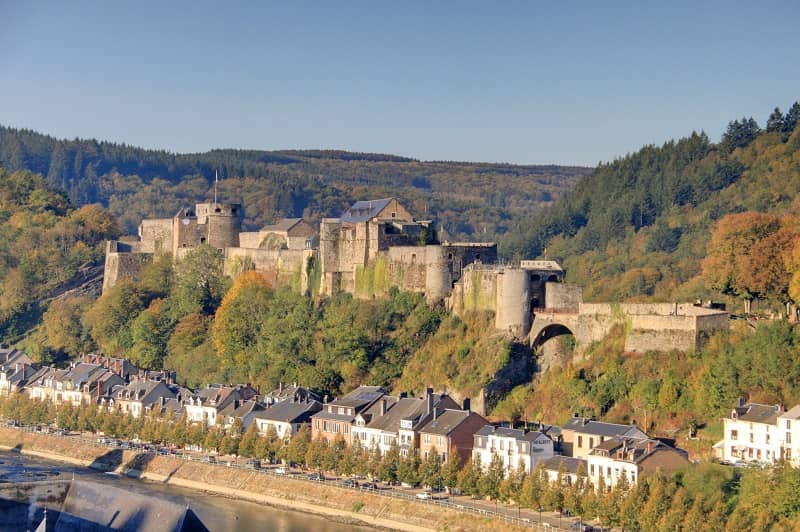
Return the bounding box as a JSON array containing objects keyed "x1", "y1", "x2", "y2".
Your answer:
[
  {"x1": 433, "y1": 407, "x2": 439, "y2": 420},
  {"x1": 462, "y1": 398, "x2": 470, "y2": 412},
  {"x1": 324, "y1": 395, "x2": 329, "y2": 404},
  {"x1": 97, "y1": 380, "x2": 102, "y2": 399},
  {"x1": 646, "y1": 440, "x2": 655, "y2": 454},
  {"x1": 427, "y1": 389, "x2": 434, "y2": 414},
  {"x1": 737, "y1": 396, "x2": 745, "y2": 408},
  {"x1": 380, "y1": 399, "x2": 387, "y2": 416}
]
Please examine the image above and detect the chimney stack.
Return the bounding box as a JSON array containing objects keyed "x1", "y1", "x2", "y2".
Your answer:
[
  {"x1": 97, "y1": 380, "x2": 102, "y2": 399},
  {"x1": 380, "y1": 399, "x2": 387, "y2": 416},
  {"x1": 646, "y1": 440, "x2": 655, "y2": 454},
  {"x1": 433, "y1": 407, "x2": 439, "y2": 420},
  {"x1": 427, "y1": 389, "x2": 434, "y2": 415},
  {"x1": 462, "y1": 398, "x2": 470, "y2": 412}
]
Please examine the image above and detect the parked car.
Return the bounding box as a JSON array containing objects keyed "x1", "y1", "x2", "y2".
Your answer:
[
  {"x1": 342, "y1": 479, "x2": 358, "y2": 488},
  {"x1": 569, "y1": 522, "x2": 592, "y2": 532},
  {"x1": 244, "y1": 459, "x2": 261, "y2": 470},
  {"x1": 275, "y1": 467, "x2": 288, "y2": 475},
  {"x1": 416, "y1": 491, "x2": 432, "y2": 500},
  {"x1": 307, "y1": 472, "x2": 324, "y2": 481},
  {"x1": 360, "y1": 481, "x2": 376, "y2": 490},
  {"x1": 201, "y1": 455, "x2": 217, "y2": 464}
]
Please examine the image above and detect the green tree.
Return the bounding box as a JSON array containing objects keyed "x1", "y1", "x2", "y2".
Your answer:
[{"x1": 419, "y1": 447, "x2": 443, "y2": 490}]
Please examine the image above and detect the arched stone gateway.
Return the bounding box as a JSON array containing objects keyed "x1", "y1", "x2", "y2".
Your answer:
[{"x1": 531, "y1": 323, "x2": 575, "y2": 351}]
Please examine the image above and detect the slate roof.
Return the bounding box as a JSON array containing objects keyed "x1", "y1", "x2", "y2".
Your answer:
[
  {"x1": 733, "y1": 403, "x2": 782, "y2": 424},
  {"x1": 340, "y1": 198, "x2": 394, "y2": 223},
  {"x1": 419, "y1": 409, "x2": 474, "y2": 436},
  {"x1": 115, "y1": 379, "x2": 176, "y2": 406},
  {"x1": 261, "y1": 218, "x2": 303, "y2": 232},
  {"x1": 329, "y1": 386, "x2": 385, "y2": 409},
  {"x1": 562, "y1": 417, "x2": 647, "y2": 439},
  {"x1": 542, "y1": 456, "x2": 586, "y2": 475},
  {"x1": 255, "y1": 399, "x2": 322, "y2": 424},
  {"x1": 588, "y1": 436, "x2": 687, "y2": 464},
  {"x1": 474, "y1": 424, "x2": 551, "y2": 443}
]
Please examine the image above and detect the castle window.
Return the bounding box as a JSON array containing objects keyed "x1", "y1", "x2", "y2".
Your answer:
[
  {"x1": 200, "y1": 237, "x2": 206, "y2": 244},
  {"x1": 232, "y1": 207, "x2": 237, "y2": 215},
  {"x1": 548, "y1": 275, "x2": 558, "y2": 282},
  {"x1": 391, "y1": 212, "x2": 396, "y2": 218},
  {"x1": 411, "y1": 253, "x2": 417, "y2": 264},
  {"x1": 215, "y1": 207, "x2": 221, "y2": 213},
  {"x1": 475, "y1": 254, "x2": 481, "y2": 261}
]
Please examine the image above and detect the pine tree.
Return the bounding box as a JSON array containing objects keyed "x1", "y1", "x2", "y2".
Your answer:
[
  {"x1": 784, "y1": 101, "x2": 800, "y2": 133},
  {"x1": 766, "y1": 107, "x2": 786, "y2": 133}
]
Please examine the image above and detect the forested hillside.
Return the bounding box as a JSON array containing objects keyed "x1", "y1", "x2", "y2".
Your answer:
[
  {"x1": 0, "y1": 126, "x2": 589, "y2": 239},
  {"x1": 502, "y1": 102, "x2": 800, "y2": 312},
  {"x1": 0, "y1": 169, "x2": 118, "y2": 345}
]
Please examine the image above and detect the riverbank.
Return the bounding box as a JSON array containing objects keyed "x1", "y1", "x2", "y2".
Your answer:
[{"x1": 0, "y1": 428, "x2": 526, "y2": 532}]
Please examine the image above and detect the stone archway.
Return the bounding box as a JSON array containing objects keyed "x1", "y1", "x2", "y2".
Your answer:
[{"x1": 531, "y1": 323, "x2": 576, "y2": 376}]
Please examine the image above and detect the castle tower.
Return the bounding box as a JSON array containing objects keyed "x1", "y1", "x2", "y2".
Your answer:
[{"x1": 196, "y1": 202, "x2": 243, "y2": 249}]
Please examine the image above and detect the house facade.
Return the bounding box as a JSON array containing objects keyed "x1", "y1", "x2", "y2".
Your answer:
[
  {"x1": 717, "y1": 399, "x2": 800, "y2": 465},
  {"x1": 418, "y1": 406, "x2": 487, "y2": 464},
  {"x1": 561, "y1": 416, "x2": 648, "y2": 458},
  {"x1": 184, "y1": 384, "x2": 257, "y2": 426},
  {"x1": 472, "y1": 425, "x2": 554, "y2": 474},
  {"x1": 311, "y1": 386, "x2": 385, "y2": 444},
  {"x1": 252, "y1": 398, "x2": 322, "y2": 440},
  {"x1": 586, "y1": 437, "x2": 689, "y2": 490}
]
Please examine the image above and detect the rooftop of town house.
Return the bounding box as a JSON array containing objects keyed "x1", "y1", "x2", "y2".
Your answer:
[
  {"x1": 542, "y1": 456, "x2": 586, "y2": 475},
  {"x1": 418, "y1": 409, "x2": 477, "y2": 436},
  {"x1": 732, "y1": 402, "x2": 783, "y2": 424},
  {"x1": 562, "y1": 416, "x2": 648, "y2": 439},
  {"x1": 327, "y1": 385, "x2": 385, "y2": 409},
  {"x1": 474, "y1": 424, "x2": 551, "y2": 444},
  {"x1": 588, "y1": 436, "x2": 684, "y2": 464},
  {"x1": 253, "y1": 398, "x2": 322, "y2": 424}
]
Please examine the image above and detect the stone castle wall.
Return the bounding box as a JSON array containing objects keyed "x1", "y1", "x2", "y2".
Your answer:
[{"x1": 138, "y1": 219, "x2": 173, "y2": 253}]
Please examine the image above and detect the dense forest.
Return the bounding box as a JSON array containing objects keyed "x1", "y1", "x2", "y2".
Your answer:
[
  {"x1": 502, "y1": 101, "x2": 800, "y2": 312},
  {"x1": 0, "y1": 126, "x2": 589, "y2": 240}
]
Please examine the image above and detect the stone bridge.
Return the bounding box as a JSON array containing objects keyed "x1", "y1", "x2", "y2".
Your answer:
[{"x1": 529, "y1": 302, "x2": 729, "y2": 355}]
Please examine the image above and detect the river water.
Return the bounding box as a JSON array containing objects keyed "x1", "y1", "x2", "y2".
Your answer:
[{"x1": 0, "y1": 451, "x2": 375, "y2": 531}]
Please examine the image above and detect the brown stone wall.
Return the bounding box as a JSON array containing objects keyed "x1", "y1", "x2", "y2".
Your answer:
[{"x1": 138, "y1": 219, "x2": 174, "y2": 253}]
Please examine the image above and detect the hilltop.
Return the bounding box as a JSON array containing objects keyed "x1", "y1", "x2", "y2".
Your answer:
[{"x1": 0, "y1": 126, "x2": 590, "y2": 240}]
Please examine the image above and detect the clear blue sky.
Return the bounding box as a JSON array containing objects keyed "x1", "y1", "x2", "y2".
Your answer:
[{"x1": 1, "y1": 1, "x2": 798, "y2": 166}]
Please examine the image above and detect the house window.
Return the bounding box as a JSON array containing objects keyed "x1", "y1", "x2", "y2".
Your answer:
[
  {"x1": 787, "y1": 420, "x2": 792, "y2": 430},
  {"x1": 437, "y1": 436, "x2": 444, "y2": 447},
  {"x1": 787, "y1": 432, "x2": 792, "y2": 444},
  {"x1": 750, "y1": 433, "x2": 754, "y2": 443},
  {"x1": 731, "y1": 430, "x2": 738, "y2": 441},
  {"x1": 423, "y1": 434, "x2": 430, "y2": 444},
  {"x1": 748, "y1": 448, "x2": 754, "y2": 458},
  {"x1": 606, "y1": 467, "x2": 611, "y2": 477},
  {"x1": 786, "y1": 448, "x2": 793, "y2": 460},
  {"x1": 590, "y1": 464, "x2": 595, "y2": 475},
  {"x1": 766, "y1": 434, "x2": 771, "y2": 444},
  {"x1": 589, "y1": 437, "x2": 594, "y2": 448},
  {"x1": 577, "y1": 436, "x2": 583, "y2": 448},
  {"x1": 499, "y1": 440, "x2": 504, "y2": 451}
]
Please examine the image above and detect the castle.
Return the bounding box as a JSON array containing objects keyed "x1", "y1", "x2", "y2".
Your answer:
[{"x1": 103, "y1": 198, "x2": 728, "y2": 352}]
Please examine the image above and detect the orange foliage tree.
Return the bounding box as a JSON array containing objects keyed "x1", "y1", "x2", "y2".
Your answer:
[{"x1": 702, "y1": 212, "x2": 799, "y2": 310}]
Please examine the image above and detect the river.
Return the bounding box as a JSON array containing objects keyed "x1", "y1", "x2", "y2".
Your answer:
[{"x1": 0, "y1": 451, "x2": 375, "y2": 531}]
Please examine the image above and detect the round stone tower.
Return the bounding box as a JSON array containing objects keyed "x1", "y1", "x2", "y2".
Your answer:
[
  {"x1": 199, "y1": 202, "x2": 242, "y2": 249},
  {"x1": 495, "y1": 268, "x2": 531, "y2": 338}
]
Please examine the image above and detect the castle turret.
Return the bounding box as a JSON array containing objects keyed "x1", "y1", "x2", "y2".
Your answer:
[
  {"x1": 496, "y1": 268, "x2": 531, "y2": 338},
  {"x1": 198, "y1": 202, "x2": 242, "y2": 249}
]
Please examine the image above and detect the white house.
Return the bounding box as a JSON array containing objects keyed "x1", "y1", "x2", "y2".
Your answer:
[
  {"x1": 586, "y1": 437, "x2": 689, "y2": 490},
  {"x1": 717, "y1": 399, "x2": 800, "y2": 465},
  {"x1": 472, "y1": 425, "x2": 554, "y2": 474}
]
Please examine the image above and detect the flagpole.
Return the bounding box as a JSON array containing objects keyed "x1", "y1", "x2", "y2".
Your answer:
[{"x1": 214, "y1": 170, "x2": 218, "y2": 204}]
